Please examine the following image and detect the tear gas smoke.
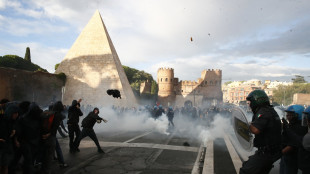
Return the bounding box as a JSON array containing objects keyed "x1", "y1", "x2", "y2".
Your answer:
[
  {"x1": 90, "y1": 107, "x2": 234, "y2": 146},
  {"x1": 92, "y1": 106, "x2": 170, "y2": 135}
]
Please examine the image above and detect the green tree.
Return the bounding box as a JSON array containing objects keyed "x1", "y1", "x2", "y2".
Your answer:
[
  {"x1": 122, "y1": 65, "x2": 154, "y2": 93},
  {"x1": 272, "y1": 83, "x2": 310, "y2": 105},
  {"x1": 55, "y1": 63, "x2": 60, "y2": 70},
  {"x1": 24, "y1": 47, "x2": 31, "y2": 62},
  {"x1": 151, "y1": 80, "x2": 158, "y2": 95},
  {"x1": 224, "y1": 81, "x2": 232, "y2": 86},
  {"x1": 292, "y1": 75, "x2": 307, "y2": 83},
  {"x1": 0, "y1": 55, "x2": 47, "y2": 72}
]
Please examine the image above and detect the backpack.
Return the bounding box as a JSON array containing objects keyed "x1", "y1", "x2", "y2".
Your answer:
[{"x1": 41, "y1": 110, "x2": 55, "y2": 134}]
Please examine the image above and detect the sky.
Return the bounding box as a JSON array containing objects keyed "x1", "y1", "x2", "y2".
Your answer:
[{"x1": 1, "y1": 0, "x2": 310, "y2": 83}]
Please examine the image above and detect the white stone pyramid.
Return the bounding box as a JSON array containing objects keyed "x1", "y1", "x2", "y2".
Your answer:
[{"x1": 56, "y1": 10, "x2": 137, "y2": 108}]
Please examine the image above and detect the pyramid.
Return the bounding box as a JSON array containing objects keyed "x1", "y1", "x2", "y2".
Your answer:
[{"x1": 56, "y1": 10, "x2": 137, "y2": 108}]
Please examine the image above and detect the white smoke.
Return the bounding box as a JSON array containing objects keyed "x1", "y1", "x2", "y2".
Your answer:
[
  {"x1": 90, "y1": 106, "x2": 233, "y2": 146},
  {"x1": 92, "y1": 106, "x2": 170, "y2": 135}
]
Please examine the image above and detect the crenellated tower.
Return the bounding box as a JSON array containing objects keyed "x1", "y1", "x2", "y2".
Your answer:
[{"x1": 157, "y1": 68, "x2": 176, "y2": 106}]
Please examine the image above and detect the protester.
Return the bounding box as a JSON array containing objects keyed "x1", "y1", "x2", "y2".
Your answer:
[
  {"x1": 67, "y1": 99, "x2": 83, "y2": 153},
  {"x1": 15, "y1": 102, "x2": 42, "y2": 174},
  {"x1": 0, "y1": 104, "x2": 19, "y2": 174},
  {"x1": 40, "y1": 101, "x2": 64, "y2": 174},
  {"x1": 74, "y1": 108, "x2": 107, "y2": 153}
]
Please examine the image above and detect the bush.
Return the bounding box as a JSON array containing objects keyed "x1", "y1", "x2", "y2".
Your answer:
[
  {"x1": 56, "y1": 73, "x2": 66, "y2": 84},
  {"x1": 0, "y1": 55, "x2": 47, "y2": 72}
]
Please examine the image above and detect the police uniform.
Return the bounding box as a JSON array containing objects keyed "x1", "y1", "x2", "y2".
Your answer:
[{"x1": 240, "y1": 105, "x2": 282, "y2": 174}]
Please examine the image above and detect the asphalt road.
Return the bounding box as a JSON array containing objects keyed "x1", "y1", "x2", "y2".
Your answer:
[
  {"x1": 15, "y1": 115, "x2": 290, "y2": 174},
  {"x1": 51, "y1": 127, "x2": 243, "y2": 174}
]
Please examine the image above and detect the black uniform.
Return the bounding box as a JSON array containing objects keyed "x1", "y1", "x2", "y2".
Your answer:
[
  {"x1": 67, "y1": 100, "x2": 83, "y2": 151},
  {"x1": 299, "y1": 132, "x2": 310, "y2": 173},
  {"x1": 240, "y1": 105, "x2": 282, "y2": 174},
  {"x1": 74, "y1": 108, "x2": 104, "y2": 153},
  {"x1": 280, "y1": 120, "x2": 308, "y2": 174}
]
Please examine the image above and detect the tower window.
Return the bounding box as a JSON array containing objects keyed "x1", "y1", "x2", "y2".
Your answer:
[
  {"x1": 161, "y1": 78, "x2": 162, "y2": 82},
  {"x1": 165, "y1": 78, "x2": 168, "y2": 82},
  {"x1": 171, "y1": 79, "x2": 172, "y2": 82}
]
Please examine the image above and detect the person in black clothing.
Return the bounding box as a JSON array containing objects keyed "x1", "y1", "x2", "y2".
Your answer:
[
  {"x1": 67, "y1": 99, "x2": 83, "y2": 152},
  {"x1": 0, "y1": 104, "x2": 19, "y2": 174},
  {"x1": 240, "y1": 90, "x2": 282, "y2": 174},
  {"x1": 15, "y1": 102, "x2": 42, "y2": 174},
  {"x1": 299, "y1": 106, "x2": 310, "y2": 173},
  {"x1": 74, "y1": 108, "x2": 107, "y2": 153},
  {"x1": 280, "y1": 105, "x2": 308, "y2": 174},
  {"x1": 9, "y1": 101, "x2": 31, "y2": 174},
  {"x1": 0, "y1": 99, "x2": 10, "y2": 119},
  {"x1": 40, "y1": 101, "x2": 64, "y2": 174}
]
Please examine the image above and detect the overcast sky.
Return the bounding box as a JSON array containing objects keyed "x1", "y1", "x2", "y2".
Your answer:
[{"x1": 1, "y1": 0, "x2": 310, "y2": 83}]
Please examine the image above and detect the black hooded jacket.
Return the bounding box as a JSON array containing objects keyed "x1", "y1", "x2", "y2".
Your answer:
[
  {"x1": 67, "y1": 100, "x2": 83, "y2": 125},
  {"x1": 16, "y1": 103, "x2": 42, "y2": 146},
  {"x1": 0, "y1": 104, "x2": 19, "y2": 149},
  {"x1": 81, "y1": 109, "x2": 103, "y2": 129},
  {"x1": 49, "y1": 101, "x2": 65, "y2": 137}
]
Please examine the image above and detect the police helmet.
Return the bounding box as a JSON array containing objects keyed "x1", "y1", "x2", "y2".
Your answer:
[
  {"x1": 246, "y1": 90, "x2": 270, "y2": 110},
  {"x1": 168, "y1": 106, "x2": 173, "y2": 111},
  {"x1": 302, "y1": 106, "x2": 310, "y2": 126},
  {"x1": 285, "y1": 105, "x2": 304, "y2": 120}
]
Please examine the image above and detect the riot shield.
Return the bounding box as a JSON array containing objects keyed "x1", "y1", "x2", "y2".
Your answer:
[
  {"x1": 274, "y1": 106, "x2": 285, "y2": 119},
  {"x1": 232, "y1": 106, "x2": 253, "y2": 151}
]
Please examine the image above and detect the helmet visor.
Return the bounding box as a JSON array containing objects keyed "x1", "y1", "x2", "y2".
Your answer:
[{"x1": 302, "y1": 113, "x2": 309, "y2": 127}]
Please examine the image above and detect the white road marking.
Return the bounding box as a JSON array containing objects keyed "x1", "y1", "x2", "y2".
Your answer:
[
  {"x1": 191, "y1": 143, "x2": 204, "y2": 174},
  {"x1": 123, "y1": 131, "x2": 153, "y2": 143},
  {"x1": 78, "y1": 140, "x2": 199, "y2": 152},
  {"x1": 224, "y1": 134, "x2": 243, "y2": 174},
  {"x1": 202, "y1": 140, "x2": 214, "y2": 174},
  {"x1": 145, "y1": 132, "x2": 174, "y2": 164}
]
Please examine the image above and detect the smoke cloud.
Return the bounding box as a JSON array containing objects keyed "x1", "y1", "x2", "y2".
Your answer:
[{"x1": 90, "y1": 107, "x2": 234, "y2": 146}]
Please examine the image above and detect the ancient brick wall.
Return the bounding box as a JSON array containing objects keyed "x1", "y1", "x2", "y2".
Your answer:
[
  {"x1": 157, "y1": 68, "x2": 223, "y2": 107},
  {"x1": 140, "y1": 81, "x2": 151, "y2": 94},
  {"x1": 0, "y1": 67, "x2": 64, "y2": 107},
  {"x1": 293, "y1": 93, "x2": 310, "y2": 105}
]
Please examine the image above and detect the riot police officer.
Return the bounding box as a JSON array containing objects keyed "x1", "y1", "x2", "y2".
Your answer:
[
  {"x1": 280, "y1": 105, "x2": 308, "y2": 174},
  {"x1": 240, "y1": 90, "x2": 282, "y2": 174},
  {"x1": 299, "y1": 106, "x2": 310, "y2": 173}
]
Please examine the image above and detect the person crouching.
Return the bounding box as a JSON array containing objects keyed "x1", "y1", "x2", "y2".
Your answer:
[{"x1": 74, "y1": 108, "x2": 107, "y2": 153}]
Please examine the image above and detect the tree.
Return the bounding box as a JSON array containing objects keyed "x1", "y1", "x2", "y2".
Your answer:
[
  {"x1": 55, "y1": 63, "x2": 60, "y2": 70},
  {"x1": 24, "y1": 47, "x2": 31, "y2": 62},
  {"x1": 292, "y1": 75, "x2": 307, "y2": 83},
  {"x1": 272, "y1": 83, "x2": 310, "y2": 105},
  {"x1": 151, "y1": 80, "x2": 158, "y2": 95},
  {"x1": 224, "y1": 81, "x2": 232, "y2": 86},
  {"x1": 0, "y1": 55, "x2": 47, "y2": 72}
]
